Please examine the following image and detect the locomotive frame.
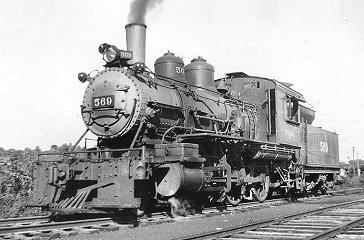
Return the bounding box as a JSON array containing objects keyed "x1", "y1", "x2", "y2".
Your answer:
[{"x1": 26, "y1": 23, "x2": 340, "y2": 215}]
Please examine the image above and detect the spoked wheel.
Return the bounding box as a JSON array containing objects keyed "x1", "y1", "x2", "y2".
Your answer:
[
  {"x1": 278, "y1": 187, "x2": 287, "y2": 197},
  {"x1": 320, "y1": 186, "x2": 327, "y2": 195},
  {"x1": 286, "y1": 188, "x2": 298, "y2": 202},
  {"x1": 302, "y1": 188, "x2": 309, "y2": 198},
  {"x1": 252, "y1": 174, "x2": 270, "y2": 202},
  {"x1": 226, "y1": 185, "x2": 245, "y2": 206},
  {"x1": 311, "y1": 189, "x2": 318, "y2": 196}
]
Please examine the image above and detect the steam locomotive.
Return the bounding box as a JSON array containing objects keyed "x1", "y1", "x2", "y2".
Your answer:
[{"x1": 27, "y1": 23, "x2": 339, "y2": 214}]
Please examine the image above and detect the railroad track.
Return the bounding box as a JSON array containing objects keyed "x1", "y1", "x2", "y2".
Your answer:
[
  {"x1": 139, "y1": 187, "x2": 364, "y2": 225},
  {"x1": 138, "y1": 197, "x2": 286, "y2": 225},
  {"x1": 0, "y1": 187, "x2": 361, "y2": 240},
  {"x1": 0, "y1": 194, "x2": 298, "y2": 240},
  {"x1": 174, "y1": 198, "x2": 364, "y2": 240},
  {"x1": 0, "y1": 215, "x2": 131, "y2": 239},
  {"x1": 0, "y1": 198, "x2": 285, "y2": 239}
]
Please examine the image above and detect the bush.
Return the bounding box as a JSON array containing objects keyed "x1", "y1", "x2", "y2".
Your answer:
[
  {"x1": 0, "y1": 144, "x2": 83, "y2": 218},
  {"x1": 0, "y1": 148, "x2": 46, "y2": 218},
  {"x1": 340, "y1": 175, "x2": 364, "y2": 188}
]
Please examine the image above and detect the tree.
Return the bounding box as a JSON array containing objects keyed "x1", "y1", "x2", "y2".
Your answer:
[
  {"x1": 59, "y1": 143, "x2": 70, "y2": 152},
  {"x1": 50, "y1": 145, "x2": 58, "y2": 150},
  {"x1": 34, "y1": 146, "x2": 42, "y2": 152}
]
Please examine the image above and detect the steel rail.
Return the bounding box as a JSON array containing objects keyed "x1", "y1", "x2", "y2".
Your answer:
[
  {"x1": 173, "y1": 198, "x2": 364, "y2": 240},
  {"x1": 0, "y1": 197, "x2": 287, "y2": 239},
  {"x1": 139, "y1": 197, "x2": 287, "y2": 225},
  {"x1": 0, "y1": 215, "x2": 50, "y2": 225},
  {"x1": 306, "y1": 216, "x2": 364, "y2": 240},
  {"x1": 0, "y1": 217, "x2": 121, "y2": 235}
]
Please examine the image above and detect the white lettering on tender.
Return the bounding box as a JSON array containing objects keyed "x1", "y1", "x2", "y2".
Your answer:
[
  {"x1": 284, "y1": 130, "x2": 294, "y2": 139},
  {"x1": 320, "y1": 141, "x2": 328, "y2": 153}
]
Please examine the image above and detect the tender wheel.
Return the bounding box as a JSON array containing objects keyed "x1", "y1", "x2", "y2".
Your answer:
[
  {"x1": 286, "y1": 188, "x2": 298, "y2": 202},
  {"x1": 302, "y1": 188, "x2": 309, "y2": 198},
  {"x1": 312, "y1": 187, "x2": 319, "y2": 196},
  {"x1": 320, "y1": 187, "x2": 327, "y2": 195},
  {"x1": 267, "y1": 188, "x2": 274, "y2": 199},
  {"x1": 252, "y1": 175, "x2": 270, "y2": 202}
]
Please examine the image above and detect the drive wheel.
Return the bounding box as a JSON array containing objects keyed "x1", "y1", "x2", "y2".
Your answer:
[
  {"x1": 226, "y1": 185, "x2": 244, "y2": 206},
  {"x1": 252, "y1": 174, "x2": 270, "y2": 202}
]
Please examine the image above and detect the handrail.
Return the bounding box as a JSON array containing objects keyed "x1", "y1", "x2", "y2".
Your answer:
[{"x1": 37, "y1": 147, "x2": 143, "y2": 156}]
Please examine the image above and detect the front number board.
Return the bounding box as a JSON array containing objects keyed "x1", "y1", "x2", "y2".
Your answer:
[{"x1": 92, "y1": 95, "x2": 114, "y2": 109}]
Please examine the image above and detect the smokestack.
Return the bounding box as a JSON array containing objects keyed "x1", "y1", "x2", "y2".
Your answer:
[{"x1": 125, "y1": 23, "x2": 146, "y2": 64}]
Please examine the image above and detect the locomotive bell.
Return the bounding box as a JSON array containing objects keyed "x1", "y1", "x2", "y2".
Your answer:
[
  {"x1": 185, "y1": 56, "x2": 215, "y2": 91},
  {"x1": 78, "y1": 72, "x2": 88, "y2": 83},
  {"x1": 216, "y1": 79, "x2": 229, "y2": 94}
]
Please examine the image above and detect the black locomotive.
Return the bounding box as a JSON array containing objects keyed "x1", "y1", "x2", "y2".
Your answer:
[{"x1": 27, "y1": 23, "x2": 339, "y2": 214}]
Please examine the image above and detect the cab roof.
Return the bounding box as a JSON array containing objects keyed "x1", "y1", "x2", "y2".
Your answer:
[{"x1": 221, "y1": 72, "x2": 305, "y2": 102}]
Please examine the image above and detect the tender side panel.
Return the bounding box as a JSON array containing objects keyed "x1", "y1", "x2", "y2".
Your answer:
[{"x1": 301, "y1": 123, "x2": 339, "y2": 168}]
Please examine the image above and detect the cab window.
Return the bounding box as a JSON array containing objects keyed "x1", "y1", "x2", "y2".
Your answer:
[{"x1": 286, "y1": 96, "x2": 298, "y2": 122}]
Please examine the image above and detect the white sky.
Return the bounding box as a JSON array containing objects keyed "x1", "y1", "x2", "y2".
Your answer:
[{"x1": 0, "y1": 0, "x2": 363, "y2": 162}]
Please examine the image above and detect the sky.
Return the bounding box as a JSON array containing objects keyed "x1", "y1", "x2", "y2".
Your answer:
[{"x1": 0, "y1": 0, "x2": 363, "y2": 162}]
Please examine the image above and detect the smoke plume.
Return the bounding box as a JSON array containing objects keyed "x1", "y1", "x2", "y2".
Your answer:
[{"x1": 128, "y1": 0, "x2": 164, "y2": 24}]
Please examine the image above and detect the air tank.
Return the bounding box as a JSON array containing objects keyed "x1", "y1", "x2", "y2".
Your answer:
[
  {"x1": 185, "y1": 56, "x2": 215, "y2": 90},
  {"x1": 154, "y1": 51, "x2": 186, "y2": 84}
]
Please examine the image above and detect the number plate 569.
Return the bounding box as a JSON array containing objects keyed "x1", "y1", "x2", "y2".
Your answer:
[{"x1": 92, "y1": 95, "x2": 114, "y2": 109}]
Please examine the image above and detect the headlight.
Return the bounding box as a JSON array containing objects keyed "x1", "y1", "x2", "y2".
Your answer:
[
  {"x1": 103, "y1": 46, "x2": 119, "y2": 63},
  {"x1": 98, "y1": 43, "x2": 133, "y2": 65},
  {"x1": 98, "y1": 43, "x2": 109, "y2": 54}
]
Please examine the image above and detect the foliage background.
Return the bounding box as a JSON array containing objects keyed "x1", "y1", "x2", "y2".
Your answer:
[
  {"x1": 0, "y1": 144, "x2": 82, "y2": 218},
  {"x1": 0, "y1": 147, "x2": 40, "y2": 218}
]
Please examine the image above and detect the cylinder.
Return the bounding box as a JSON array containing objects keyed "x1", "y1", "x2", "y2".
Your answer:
[
  {"x1": 156, "y1": 164, "x2": 205, "y2": 197},
  {"x1": 125, "y1": 23, "x2": 146, "y2": 64}
]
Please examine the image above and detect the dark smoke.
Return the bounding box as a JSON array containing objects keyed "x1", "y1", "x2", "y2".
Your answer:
[{"x1": 128, "y1": 0, "x2": 164, "y2": 24}]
